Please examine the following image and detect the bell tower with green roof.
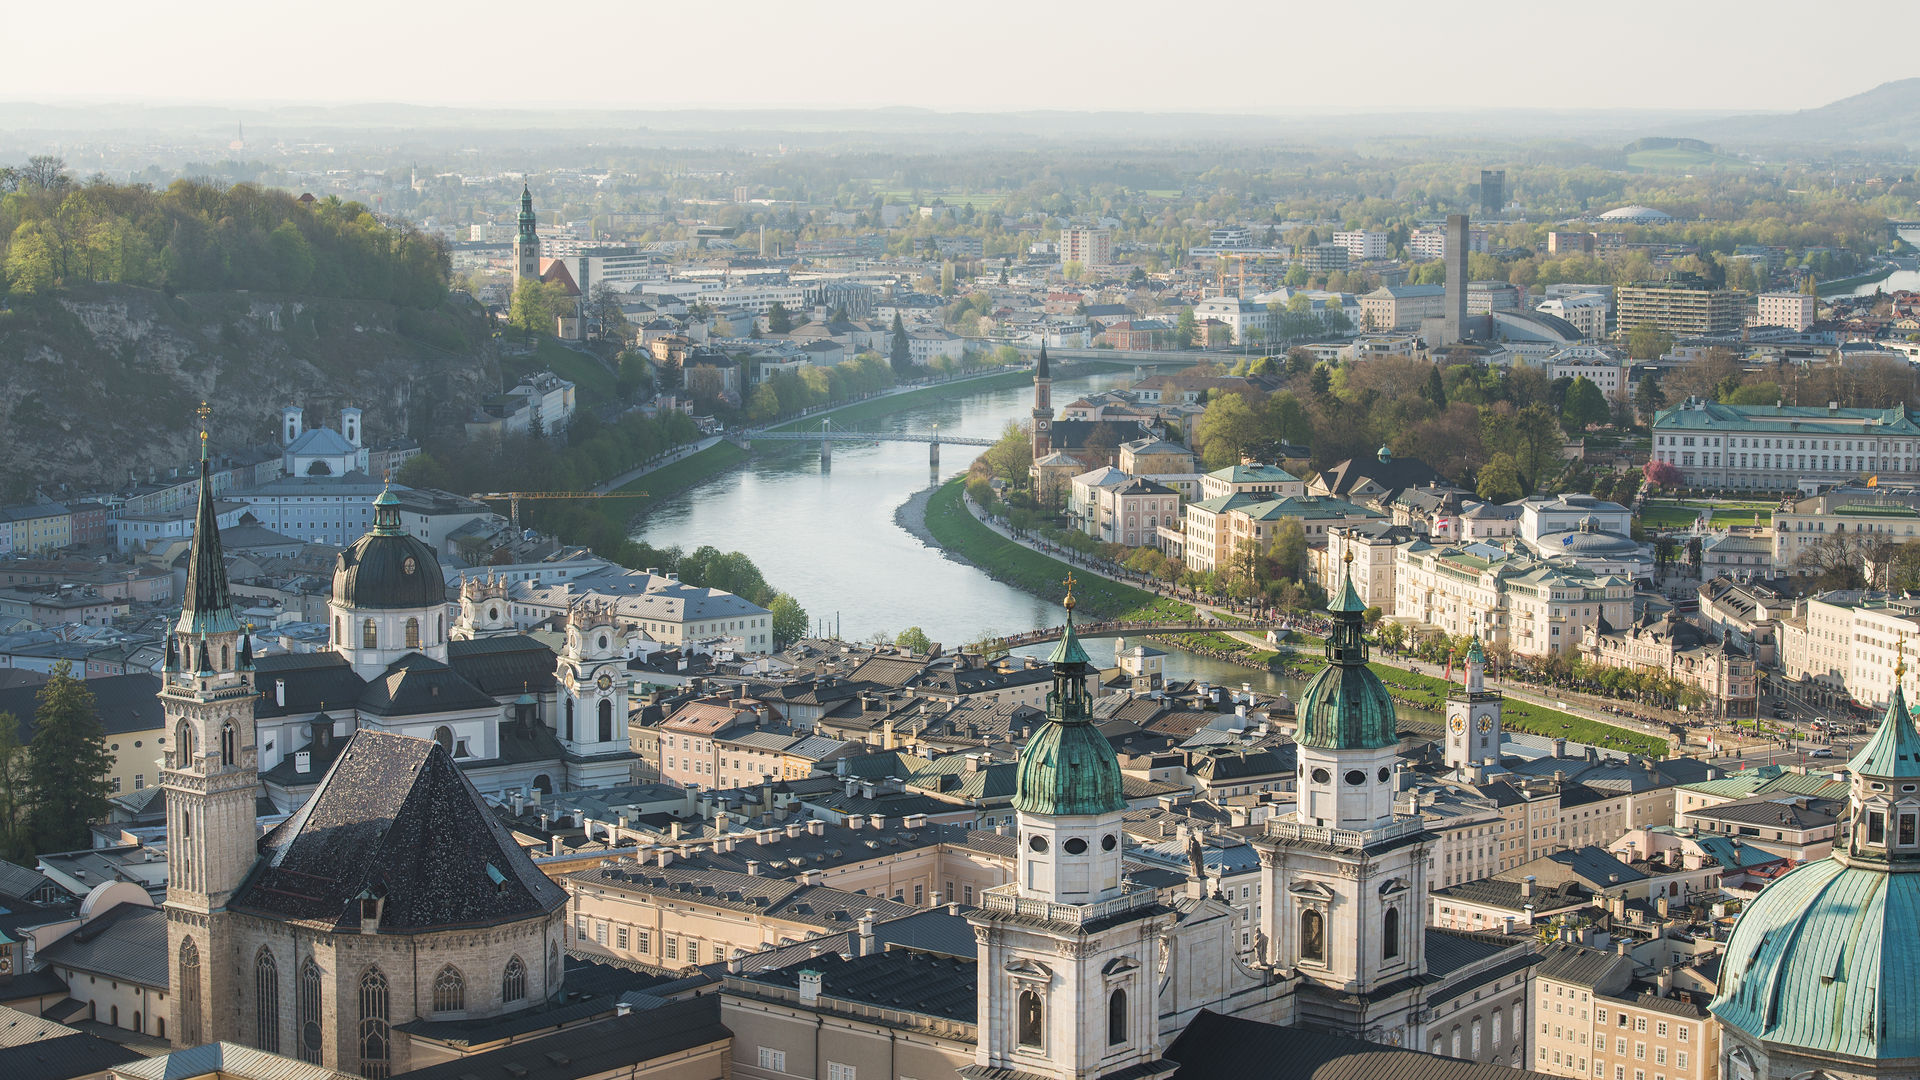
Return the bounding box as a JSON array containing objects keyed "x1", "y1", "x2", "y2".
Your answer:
[{"x1": 514, "y1": 184, "x2": 540, "y2": 288}]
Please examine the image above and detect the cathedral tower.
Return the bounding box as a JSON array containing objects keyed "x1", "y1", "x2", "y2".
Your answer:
[
  {"x1": 557, "y1": 601, "x2": 635, "y2": 787},
  {"x1": 1254, "y1": 552, "x2": 1433, "y2": 1045},
  {"x1": 968, "y1": 577, "x2": 1173, "y2": 1080},
  {"x1": 513, "y1": 185, "x2": 540, "y2": 287},
  {"x1": 1030, "y1": 343, "x2": 1053, "y2": 460},
  {"x1": 162, "y1": 405, "x2": 260, "y2": 1047},
  {"x1": 1443, "y1": 637, "x2": 1502, "y2": 775}
]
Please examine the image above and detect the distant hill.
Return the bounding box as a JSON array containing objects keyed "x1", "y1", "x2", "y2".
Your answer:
[
  {"x1": 1683, "y1": 78, "x2": 1920, "y2": 146},
  {"x1": 0, "y1": 284, "x2": 496, "y2": 497}
]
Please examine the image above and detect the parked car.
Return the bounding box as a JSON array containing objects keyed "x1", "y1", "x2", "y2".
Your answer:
[{"x1": 1809, "y1": 748, "x2": 1834, "y2": 758}]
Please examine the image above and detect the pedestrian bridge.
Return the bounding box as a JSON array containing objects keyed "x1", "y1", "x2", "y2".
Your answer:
[
  {"x1": 974, "y1": 618, "x2": 1275, "y2": 651},
  {"x1": 741, "y1": 418, "x2": 994, "y2": 447}
]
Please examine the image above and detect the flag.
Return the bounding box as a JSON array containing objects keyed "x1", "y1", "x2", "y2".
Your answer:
[{"x1": 1869, "y1": 475, "x2": 1879, "y2": 487}]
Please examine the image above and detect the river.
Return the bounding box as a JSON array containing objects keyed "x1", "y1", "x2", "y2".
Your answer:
[
  {"x1": 1840, "y1": 226, "x2": 1920, "y2": 296},
  {"x1": 628, "y1": 367, "x2": 1443, "y2": 719}
]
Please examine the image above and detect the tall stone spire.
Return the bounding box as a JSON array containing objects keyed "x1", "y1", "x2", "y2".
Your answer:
[
  {"x1": 1030, "y1": 343, "x2": 1054, "y2": 459},
  {"x1": 177, "y1": 403, "x2": 238, "y2": 637}
]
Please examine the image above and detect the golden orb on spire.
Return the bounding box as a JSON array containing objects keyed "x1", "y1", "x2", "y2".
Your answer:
[{"x1": 1899, "y1": 633, "x2": 1908, "y2": 681}]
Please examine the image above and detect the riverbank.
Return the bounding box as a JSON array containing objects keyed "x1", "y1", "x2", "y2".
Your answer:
[
  {"x1": 1818, "y1": 264, "x2": 1896, "y2": 295},
  {"x1": 921, "y1": 478, "x2": 1191, "y2": 623}
]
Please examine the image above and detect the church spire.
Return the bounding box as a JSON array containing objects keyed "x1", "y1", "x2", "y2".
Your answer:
[
  {"x1": 1035, "y1": 341, "x2": 1050, "y2": 380},
  {"x1": 177, "y1": 402, "x2": 238, "y2": 637},
  {"x1": 518, "y1": 183, "x2": 536, "y2": 243}
]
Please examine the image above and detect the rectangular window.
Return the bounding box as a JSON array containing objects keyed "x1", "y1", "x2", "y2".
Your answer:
[
  {"x1": 665, "y1": 936, "x2": 678, "y2": 960},
  {"x1": 1655, "y1": 1048, "x2": 1667, "y2": 1065},
  {"x1": 1676, "y1": 1052, "x2": 1688, "y2": 1069},
  {"x1": 595, "y1": 921, "x2": 608, "y2": 945},
  {"x1": 1634, "y1": 1018, "x2": 1647, "y2": 1033},
  {"x1": 1655, "y1": 1022, "x2": 1667, "y2": 1038},
  {"x1": 757, "y1": 1047, "x2": 786, "y2": 1071},
  {"x1": 636, "y1": 930, "x2": 650, "y2": 954},
  {"x1": 827, "y1": 1064, "x2": 856, "y2": 1080},
  {"x1": 1635, "y1": 1042, "x2": 1646, "y2": 1060},
  {"x1": 1677, "y1": 1027, "x2": 1688, "y2": 1043},
  {"x1": 134, "y1": 774, "x2": 145, "y2": 790},
  {"x1": 616, "y1": 927, "x2": 629, "y2": 950}
]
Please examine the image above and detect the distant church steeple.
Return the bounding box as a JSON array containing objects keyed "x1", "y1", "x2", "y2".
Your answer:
[
  {"x1": 514, "y1": 184, "x2": 540, "y2": 288},
  {"x1": 1031, "y1": 343, "x2": 1053, "y2": 459}
]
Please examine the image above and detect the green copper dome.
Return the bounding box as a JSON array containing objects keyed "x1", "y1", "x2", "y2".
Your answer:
[
  {"x1": 1295, "y1": 565, "x2": 1397, "y2": 750},
  {"x1": 1014, "y1": 591, "x2": 1124, "y2": 817}
]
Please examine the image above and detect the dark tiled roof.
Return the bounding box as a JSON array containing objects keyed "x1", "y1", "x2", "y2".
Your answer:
[
  {"x1": 0, "y1": 674, "x2": 162, "y2": 738},
  {"x1": 251, "y1": 653, "x2": 367, "y2": 719},
  {"x1": 1423, "y1": 927, "x2": 1516, "y2": 978},
  {"x1": 399, "y1": 995, "x2": 728, "y2": 1080},
  {"x1": 744, "y1": 948, "x2": 977, "y2": 1022},
  {"x1": 357, "y1": 654, "x2": 498, "y2": 717},
  {"x1": 35, "y1": 904, "x2": 168, "y2": 987},
  {"x1": 0, "y1": 1011, "x2": 139, "y2": 1080},
  {"x1": 1166, "y1": 1009, "x2": 1560, "y2": 1079},
  {"x1": 234, "y1": 730, "x2": 568, "y2": 931},
  {"x1": 448, "y1": 635, "x2": 559, "y2": 695},
  {"x1": 1536, "y1": 941, "x2": 1635, "y2": 988}
]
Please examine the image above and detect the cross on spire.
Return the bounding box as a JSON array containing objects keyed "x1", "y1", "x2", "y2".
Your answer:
[
  {"x1": 1062, "y1": 572, "x2": 1078, "y2": 611},
  {"x1": 196, "y1": 401, "x2": 211, "y2": 461}
]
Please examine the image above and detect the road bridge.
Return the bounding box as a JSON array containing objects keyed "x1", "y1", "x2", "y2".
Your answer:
[{"x1": 740, "y1": 419, "x2": 993, "y2": 466}]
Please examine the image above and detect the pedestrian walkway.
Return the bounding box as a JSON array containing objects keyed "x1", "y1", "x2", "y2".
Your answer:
[{"x1": 593, "y1": 435, "x2": 722, "y2": 494}]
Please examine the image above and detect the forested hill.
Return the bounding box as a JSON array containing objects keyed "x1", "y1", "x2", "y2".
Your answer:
[{"x1": 0, "y1": 167, "x2": 495, "y2": 496}]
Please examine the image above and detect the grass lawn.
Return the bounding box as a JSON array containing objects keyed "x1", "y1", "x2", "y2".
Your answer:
[
  {"x1": 1639, "y1": 499, "x2": 1773, "y2": 530},
  {"x1": 595, "y1": 442, "x2": 748, "y2": 527},
  {"x1": 500, "y1": 337, "x2": 617, "y2": 402},
  {"x1": 1359, "y1": 660, "x2": 1670, "y2": 756},
  {"x1": 924, "y1": 479, "x2": 1192, "y2": 622}
]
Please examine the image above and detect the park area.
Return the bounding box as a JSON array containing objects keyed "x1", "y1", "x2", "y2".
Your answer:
[{"x1": 1639, "y1": 498, "x2": 1775, "y2": 530}]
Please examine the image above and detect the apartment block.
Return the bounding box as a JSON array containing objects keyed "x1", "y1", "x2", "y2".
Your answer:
[{"x1": 1615, "y1": 280, "x2": 1746, "y2": 335}]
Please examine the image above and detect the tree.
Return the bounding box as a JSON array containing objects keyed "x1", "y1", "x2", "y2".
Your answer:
[
  {"x1": 587, "y1": 283, "x2": 629, "y2": 341},
  {"x1": 769, "y1": 594, "x2": 809, "y2": 648},
  {"x1": 890, "y1": 313, "x2": 912, "y2": 375},
  {"x1": 26, "y1": 661, "x2": 112, "y2": 852},
  {"x1": 1627, "y1": 323, "x2": 1675, "y2": 362},
  {"x1": 1561, "y1": 376, "x2": 1608, "y2": 432},
  {"x1": 895, "y1": 627, "x2": 933, "y2": 654},
  {"x1": 0, "y1": 711, "x2": 27, "y2": 860},
  {"x1": 1643, "y1": 458, "x2": 1683, "y2": 492},
  {"x1": 1195, "y1": 393, "x2": 1264, "y2": 469},
  {"x1": 1268, "y1": 519, "x2": 1308, "y2": 582},
  {"x1": 509, "y1": 278, "x2": 570, "y2": 337},
  {"x1": 1634, "y1": 375, "x2": 1667, "y2": 422},
  {"x1": 1477, "y1": 453, "x2": 1524, "y2": 503},
  {"x1": 1174, "y1": 308, "x2": 1198, "y2": 349},
  {"x1": 767, "y1": 302, "x2": 793, "y2": 334}
]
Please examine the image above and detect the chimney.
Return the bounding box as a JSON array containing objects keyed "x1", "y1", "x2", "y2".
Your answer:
[
  {"x1": 294, "y1": 751, "x2": 311, "y2": 774},
  {"x1": 807, "y1": 819, "x2": 825, "y2": 836},
  {"x1": 798, "y1": 969, "x2": 822, "y2": 1005},
  {"x1": 657, "y1": 849, "x2": 673, "y2": 868},
  {"x1": 549, "y1": 835, "x2": 562, "y2": 857},
  {"x1": 746, "y1": 860, "x2": 761, "y2": 876},
  {"x1": 276, "y1": 679, "x2": 287, "y2": 706},
  {"x1": 1552, "y1": 737, "x2": 1567, "y2": 759},
  {"x1": 1520, "y1": 875, "x2": 1535, "y2": 899},
  {"x1": 615, "y1": 1000, "x2": 632, "y2": 1017},
  {"x1": 1615, "y1": 938, "x2": 1633, "y2": 957},
  {"x1": 858, "y1": 910, "x2": 877, "y2": 956},
  {"x1": 1657, "y1": 968, "x2": 1674, "y2": 995},
  {"x1": 785, "y1": 821, "x2": 803, "y2": 839}
]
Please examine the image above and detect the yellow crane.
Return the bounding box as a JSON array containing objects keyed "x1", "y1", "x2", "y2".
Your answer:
[{"x1": 472, "y1": 490, "x2": 649, "y2": 531}]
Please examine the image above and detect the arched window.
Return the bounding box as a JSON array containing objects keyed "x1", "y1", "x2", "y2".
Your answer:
[
  {"x1": 335, "y1": 616, "x2": 342, "y2": 644},
  {"x1": 358, "y1": 967, "x2": 390, "y2": 1079},
  {"x1": 222, "y1": 644, "x2": 230, "y2": 669},
  {"x1": 1471, "y1": 1018, "x2": 1481, "y2": 1055},
  {"x1": 502, "y1": 956, "x2": 526, "y2": 1003},
  {"x1": 111, "y1": 1005, "x2": 118, "y2": 1027},
  {"x1": 1491, "y1": 1008, "x2": 1503, "y2": 1047},
  {"x1": 132, "y1": 1011, "x2": 140, "y2": 1033},
  {"x1": 598, "y1": 699, "x2": 613, "y2": 743},
  {"x1": 405, "y1": 618, "x2": 420, "y2": 649},
  {"x1": 532, "y1": 775, "x2": 552, "y2": 796},
  {"x1": 433, "y1": 726, "x2": 453, "y2": 754},
  {"x1": 220, "y1": 722, "x2": 236, "y2": 768},
  {"x1": 1017, "y1": 989, "x2": 1044, "y2": 1048},
  {"x1": 1383, "y1": 907, "x2": 1400, "y2": 960},
  {"x1": 1107, "y1": 987, "x2": 1127, "y2": 1046},
  {"x1": 175, "y1": 722, "x2": 196, "y2": 767},
  {"x1": 298, "y1": 957, "x2": 323, "y2": 1064},
  {"x1": 548, "y1": 941, "x2": 562, "y2": 992},
  {"x1": 256, "y1": 947, "x2": 280, "y2": 1053},
  {"x1": 437, "y1": 614, "x2": 444, "y2": 640},
  {"x1": 362, "y1": 618, "x2": 377, "y2": 650},
  {"x1": 432, "y1": 965, "x2": 465, "y2": 1013},
  {"x1": 1300, "y1": 908, "x2": 1325, "y2": 963},
  {"x1": 179, "y1": 938, "x2": 202, "y2": 1046},
  {"x1": 565, "y1": 699, "x2": 574, "y2": 741},
  {"x1": 1450, "y1": 1026, "x2": 1461, "y2": 1057}
]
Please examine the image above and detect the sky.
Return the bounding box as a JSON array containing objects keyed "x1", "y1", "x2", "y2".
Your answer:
[{"x1": 8, "y1": 0, "x2": 1915, "y2": 115}]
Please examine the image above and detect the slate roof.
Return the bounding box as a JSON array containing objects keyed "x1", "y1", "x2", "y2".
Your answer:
[
  {"x1": 567, "y1": 864, "x2": 916, "y2": 929},
  {"x1": 400, "y1": 995, "x2": 729, "y2": 1080},
  {"x1": 1166, "y1": 1009, "x2": 1559, "y2": 1079},
  {"x1": 0, "y1": 674, "x2": 162, "y2": 738},
  {"x1": 447, "y1": 635, "x2": 559, "y2": 696},
  {"x1": 1685, "y1": 795, "x2": 1838, "y2": 830},
  {"x1": 742, "y1": 948, "x2": 977, "y2": 1022},
  {"x1": 0, "y1": 1008, "x2": 138, "y2": 1080},
  {"x1": 251, "y1": 653, "x2": 367, "y2": 720},
  {"x1": 35, "y1": 903, "x2": 168, "y2": 987},
  {"x1": 356, "y1": 654, "x2": 498, "y2": 717},
  {"x1": 233, "y1": 730, "x2": 568, "y2": 932}
]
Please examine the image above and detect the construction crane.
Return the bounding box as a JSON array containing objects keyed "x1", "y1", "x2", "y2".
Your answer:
[{"x1": 472, "y1": 491, "x2": 649, "y2": 531}]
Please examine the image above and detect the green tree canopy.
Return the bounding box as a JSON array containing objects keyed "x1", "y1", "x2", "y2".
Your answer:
[
  {"x1": 895, "y1": 627, "x2": 933, "y2": 654},
  {"x1": 1476, "y1": 453, "x2": 1524, "y2": 503},
  {"x1": 769, "y1": 594, "x2": 809, "y2": 648},
  {"x1": 26, "y1": 661, "x2": 112, "y2": 852},
  {"x1": 1561, "y1": 376, "x2": 1608, "y2": 432}
]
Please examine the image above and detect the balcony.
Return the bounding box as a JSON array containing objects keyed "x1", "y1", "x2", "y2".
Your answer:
[
  {"x1": 1264, "y1": 815, "x2": 1426, "y2": 850},
  {"x1": 979, "y1": 884, "x2": 1159, "y2": 927}
]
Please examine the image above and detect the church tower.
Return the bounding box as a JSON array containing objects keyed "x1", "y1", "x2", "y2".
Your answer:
[
  {"x1": 1253, "y1": 552, "x2": 1433, "y2": 1046},
  {"x1": 513, "y1": 184, "x2": 540, "y2": 287},
  {"x1": 162, "y1": 404, "x2": 260, "y2": 1047},
  {"x1": 969, "y1": 577, "x2": 1174, "y2": 1080},
  {"x1": 557, "y1": 602, "x2": 635, "y2": 787},
  {"x1": 1030, "y1": 343, "x2": 1053, "y2": 459},
  {"x1": 1443, "y1": 637, "x2": 1502, "y2": 776}
]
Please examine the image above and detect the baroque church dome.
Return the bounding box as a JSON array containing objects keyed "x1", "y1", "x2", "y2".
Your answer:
[
  {"x1": 1012, "y1": 593, "x2": 1125, "y2": 817},
  {"x1": 1711, "y1": 679, "x2": 1920, "y2": 1066},
  {"x1": 1295, "y1": 564, "x2": 1397, "y2": 751},
  {"x1": 334, "y1": 486, "x2": 444, "y2": 610}
]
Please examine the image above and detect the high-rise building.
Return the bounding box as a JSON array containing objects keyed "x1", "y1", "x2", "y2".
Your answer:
[
  {"x1": 1443, "y1": 214, "x2": 1470, "y2": 344},
  {"x1": 1480, "y1": 170, "x2": 1505, "y2": 214},
  {"x1": 1616, "y1": 278, "x2": 1747, "y2": 335},
  {"x1": 1058, "y1": 226, "x2": 1112, "y2": 268},
  {"x1": 1756, "y1": 291, "x2": 1817, "y2": 331},
  {"x1": 1333, "y1": 230, "x2": 1389, "y2": 261}
]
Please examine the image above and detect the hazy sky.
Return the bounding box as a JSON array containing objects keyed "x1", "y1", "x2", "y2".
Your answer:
[{"x1": 9, "y1": 0, "x2": 1915, "y2": 114}]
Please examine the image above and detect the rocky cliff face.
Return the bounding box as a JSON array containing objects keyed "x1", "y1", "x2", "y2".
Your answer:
[{"x1": 0, "y1": 284, "x2": 497, "y2": 495}]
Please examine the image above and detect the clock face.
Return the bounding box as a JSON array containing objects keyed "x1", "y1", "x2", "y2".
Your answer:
[
  {"x1": 596, "y1": 673, "x2": 613, "y2": 691},
  {"x1": 1478, "y1": 716, "x2": 1494, "y2": 733},
  {"x1": 1449, "y1": 716, "x2": 1466, "y2": 734}
]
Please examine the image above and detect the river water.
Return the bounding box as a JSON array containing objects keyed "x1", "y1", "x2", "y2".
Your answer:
[
  {"x1": 1841, "y1": 226, "x2": 1920, "y2": 296},
  {"x1": 631, "y1": 367, "x2": 1443, "y2": 723}
]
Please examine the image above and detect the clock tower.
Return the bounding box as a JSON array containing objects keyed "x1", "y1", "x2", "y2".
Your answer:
[
  {"x1": 557, "y1": 602, "x2": 634, "y2": 787},
  {"x1": 1030, "y1": 343, "x2": 1053, "y2": 459},
  {"x1": 1443, "y1": 637, "x2": 1502, "y2": 776}
]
